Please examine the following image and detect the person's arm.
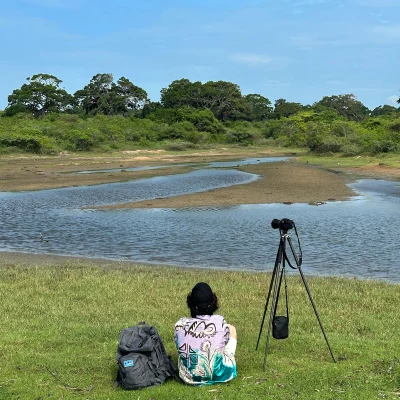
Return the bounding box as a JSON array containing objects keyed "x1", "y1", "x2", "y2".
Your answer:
[{"x1": 227, "y1": 324, "x2": 237, "y2": 340}]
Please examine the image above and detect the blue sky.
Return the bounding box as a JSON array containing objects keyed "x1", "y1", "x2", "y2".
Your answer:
[{"x1": 1, "y1": 0, "x2": 399, "y2": 110}]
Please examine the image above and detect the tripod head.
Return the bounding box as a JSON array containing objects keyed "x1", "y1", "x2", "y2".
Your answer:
[
  {"x1": 271, "y1": 218, "x2": 302, "y2": 267},
  {"x1": 271, "y1": 218, "x2": 294, "y2": 232}
]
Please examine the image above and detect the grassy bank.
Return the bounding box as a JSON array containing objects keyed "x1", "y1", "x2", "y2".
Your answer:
[
  {"x1": 297, "y1": 153, "x2": 400, "y2": 173},
  {"x1": 0, "y1": 262, "x2": 399, "y2": 399}
]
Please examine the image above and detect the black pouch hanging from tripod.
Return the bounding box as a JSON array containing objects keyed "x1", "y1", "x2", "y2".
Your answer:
[
  {"x1": 272, "y1": 316, "x2": 288, "y2": 339},
  {"x1": 272, "y1": 268, "x2": 289, "y2": 339}
]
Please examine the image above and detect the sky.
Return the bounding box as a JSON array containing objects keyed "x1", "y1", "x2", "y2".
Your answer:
[{"x1": 0, "y1": 0, "x2": 399, "y2": 111}]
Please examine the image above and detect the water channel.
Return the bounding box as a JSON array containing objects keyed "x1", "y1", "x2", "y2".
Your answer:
[{"x1": 0, "y1": 158, "x2": 399, "y2": 283}]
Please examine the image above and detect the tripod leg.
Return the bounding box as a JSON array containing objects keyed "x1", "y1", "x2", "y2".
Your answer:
[
  {"x1": 263, "y1": 259, "x2": 285, "y2": 371},
  {"x1": 263, "y1": 237, "x2": 286, "y2": 371},
  {"x1": 256, "y1": 240, "x2": 283, "y2": 350},
  {"x1": 285, "y1": 235, "x2": 336, "y2": 363},
  {"x1": 297, "y1": 265, "x2": 336, "y2": 363}
]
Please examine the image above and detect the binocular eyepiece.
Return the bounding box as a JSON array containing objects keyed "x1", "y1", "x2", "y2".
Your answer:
[{"x1": 271, "y1": 218, "x2": 294, "y2": 231}]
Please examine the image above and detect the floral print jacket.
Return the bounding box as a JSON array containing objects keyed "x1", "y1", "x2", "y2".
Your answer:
[{"x1": 174, "y1": 314, "x2": 237, "y2": 385}]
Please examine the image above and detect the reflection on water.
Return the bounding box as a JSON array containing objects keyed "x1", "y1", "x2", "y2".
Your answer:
[
  {"x1": 208, "y1": 157, "x2": 290, "y2": 168},
  {"x1": 0, "y1": 160, "x2": 399, "y2": 283},
  {"x1": 74, "y1": 157, "x2": 289, "y2": 174}
]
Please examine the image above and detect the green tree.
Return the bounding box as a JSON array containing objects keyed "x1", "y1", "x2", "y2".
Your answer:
[
  {"x1": 160, "y1": 79, "x2": 244, "y2": 121},
  {"x1": 112, "y1": 77, "x2": 149, "y2": 114},
  {"x1": 370, "y1": 105, "x2": 398, "y2": 117},
  {"x1": 242, "y1": 94, "x2": 273, "y2": 121},
  {"x1": 313, "y1": 94, "x2": 370, "y2": 121},
  {"x1": 74, "y1": 73, "x2": 114, "y2": 115},
  {"x1": 5, "y1": 74, "x2": 74, "y2": 117},
  {"x1": 142, "y1": 101, "x2": 163, "y2": 118},
  {"x1": 160, "y1": 79, "x2": 202, "y2": 108},
  {"x1": 273, "y1": 99, "x2": 303, "y2": 119},
  {"x1": 74, "y1": 74, "x2": 148, "y2": 115},
  {"x1": 200, "y1": 81, "x2": 244, "y2": 121}
]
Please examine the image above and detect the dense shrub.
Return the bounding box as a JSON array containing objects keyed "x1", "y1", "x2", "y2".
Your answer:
[
  {"x1": 0, "y1": 130, "x2": 56, "y2": 153},
  {"x1": 312, "y1": 136, "x2": 343, "y2": 154},
  {"x1": 163, "y1": 141, "x2": 198, "y2": 151},
  {"x1": 147, "y1": 106, "x2": 224, "y2": 134},
  {"x1": 372, "y1": 140, "x2": 399, "y2": 154},
  {"x1": 390, "y1": 122, "x2": 400, "y2": 132},
  {"x1": 224, "y1": 121, "x2": 262, "y2": 145},
  {"x1": 65, "y1": 130, "x2": 93, "y2": 151},
  {"x1": 225, "y1": 130, "x2": 256, "y2": 145},
  {"x1": 156, "y1": 121, "x2": 197, "y2": 141},
  {"x1": 0, "y1": 109, "x2": 399, "y2": 154},
  {"x1": 0, "y1": 136, "x2": 42, "y2": 152}
]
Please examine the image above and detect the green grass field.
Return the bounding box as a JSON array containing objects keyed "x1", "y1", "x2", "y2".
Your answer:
[{"x1": 0, "y1": 261, "x2": 399, "y2": 399}]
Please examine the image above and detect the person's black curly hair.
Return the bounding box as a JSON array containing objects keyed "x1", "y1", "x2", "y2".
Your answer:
[{"x1": 187, "y1": 292, "x2": 219, "y2": 318}]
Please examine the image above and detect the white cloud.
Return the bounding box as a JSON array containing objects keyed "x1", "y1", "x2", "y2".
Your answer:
[
  {"x1": 386, "y1": 95, "x2": 399, "y2": 106},
  {"x1": 231, "y1": 54, "x2": 272, "y2": 66}
]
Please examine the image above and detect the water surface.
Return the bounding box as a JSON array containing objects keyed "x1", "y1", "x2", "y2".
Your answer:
[{"x1": 1, "y1": 160, "x2": 398, "y2": 284}]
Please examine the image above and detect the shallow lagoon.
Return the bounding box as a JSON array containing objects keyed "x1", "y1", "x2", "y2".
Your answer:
[{"x1": 0, "y1": 159, "x2": 399, "y2": 283}]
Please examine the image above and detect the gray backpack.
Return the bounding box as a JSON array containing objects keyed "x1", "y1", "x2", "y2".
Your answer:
[{"x1": 115, "y1": 322, "x2": 176, "y2": 390}]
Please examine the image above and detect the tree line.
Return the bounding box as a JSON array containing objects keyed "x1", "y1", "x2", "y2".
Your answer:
[{"x1": 1, "y1": 73, "x2": 399, "y2": 155}]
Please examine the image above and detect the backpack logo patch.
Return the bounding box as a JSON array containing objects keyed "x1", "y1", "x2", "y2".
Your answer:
[{"x1": 124, "y1": 359, "x2": 134, "y2": 367}]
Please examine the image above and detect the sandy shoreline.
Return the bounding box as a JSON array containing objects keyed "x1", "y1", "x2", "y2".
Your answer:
[{"x1": 92, "y1": 161, "x2": 356, "y2": 209}]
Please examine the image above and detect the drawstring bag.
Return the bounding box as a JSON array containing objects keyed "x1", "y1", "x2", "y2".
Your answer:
[{"x1": 272, "y1": 268, "x2": 289, "y2": 340}]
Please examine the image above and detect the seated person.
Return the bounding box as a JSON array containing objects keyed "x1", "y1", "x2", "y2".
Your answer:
[{"x1": 174, "y1": 282, "x2": 237, "y2": 385}]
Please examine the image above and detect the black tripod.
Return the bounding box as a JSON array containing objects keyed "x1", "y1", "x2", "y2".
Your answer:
[{"x1": 256, "y1": 218, "x2": 336, "y2": 371}]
